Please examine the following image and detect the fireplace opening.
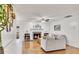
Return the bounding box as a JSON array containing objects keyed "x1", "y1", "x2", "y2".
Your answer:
[{"x1": 33, "y1": 32, "x2": 41, "y2": 39}]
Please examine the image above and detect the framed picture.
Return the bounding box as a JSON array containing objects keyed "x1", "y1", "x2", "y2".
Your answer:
[{"x1": 54, "y1": 24, "x2": 61, "y2": 31}]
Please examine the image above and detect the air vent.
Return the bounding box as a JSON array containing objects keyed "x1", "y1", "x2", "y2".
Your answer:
[{"x1": 64, "y1": 15, "x2": 72, "y2": 18}]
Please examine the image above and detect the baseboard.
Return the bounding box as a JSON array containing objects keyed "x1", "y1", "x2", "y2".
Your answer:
[{"x1": 66, "y1": 44, "x2": 79, "y2": 49}]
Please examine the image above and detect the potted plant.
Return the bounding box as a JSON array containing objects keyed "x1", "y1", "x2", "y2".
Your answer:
[
  {"x1": 0, "y1": 4, "x2": 15, "y2": 54},
  {"x1": 0, "y1": 4, "x2": 7, "y2": 54}
]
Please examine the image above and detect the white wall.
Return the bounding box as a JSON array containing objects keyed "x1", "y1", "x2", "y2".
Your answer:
[
  {"x1": 1, "y1": 20, "x2": 22, "y2": 54},
  {"x1": 18, "y1": 21, "x2": 50, "y2": 41},
  {"x1": 50, "y1": 16, "x2": 79, "y2": 48},
  {"x1": 29, "y1": 22, "x2": 50, "y2": 40}
]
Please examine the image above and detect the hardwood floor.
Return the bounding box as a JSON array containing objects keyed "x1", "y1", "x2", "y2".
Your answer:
[{"x1": 22, "y1": 39, "x2": 79, "y2": 54}]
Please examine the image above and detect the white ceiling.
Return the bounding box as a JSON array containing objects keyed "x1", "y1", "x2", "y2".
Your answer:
[{"x1": 14, "y1": 4, "x2": 79, "y2": 22}]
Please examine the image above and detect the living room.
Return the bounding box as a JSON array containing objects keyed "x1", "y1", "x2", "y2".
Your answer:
[{"x1": 1, "y1": 4, "x2": 79, "y2": 54}]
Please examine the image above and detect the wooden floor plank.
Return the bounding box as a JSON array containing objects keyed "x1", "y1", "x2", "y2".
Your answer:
[{"x1": 22, "y1": 40, "x2": 79, "y2": 54}]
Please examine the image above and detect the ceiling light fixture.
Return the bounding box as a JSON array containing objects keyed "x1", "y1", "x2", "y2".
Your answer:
[
  {"x1": 41, "y1": 20, "x2": 45, "y2": 23},
  {"x1": 64, "y1": 15, "x2": 72, "y2": 18}
]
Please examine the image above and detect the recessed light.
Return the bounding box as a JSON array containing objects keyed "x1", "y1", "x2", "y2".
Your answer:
[{"x1": 41, "y1": 20, "x2": 45, "y2": 23}]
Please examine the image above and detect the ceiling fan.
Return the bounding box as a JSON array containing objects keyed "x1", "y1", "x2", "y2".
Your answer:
[
  {"x1": 29, "y1": 13, "x2": 54, "y2": 22},
  {"x1": 26, "y1": 12, "x2": 73, "y2": 22},
  {"x1": 26, "y1": 16, "x2": 53, "y2": 22}
]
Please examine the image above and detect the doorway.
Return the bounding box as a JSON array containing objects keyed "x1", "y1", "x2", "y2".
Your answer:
[
  {"x1": 33, "y1": 32, "x2": 41, "y2": 39},
  {"x1": 24, "y1": 33, "x2": 30, "y2": 41}
]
